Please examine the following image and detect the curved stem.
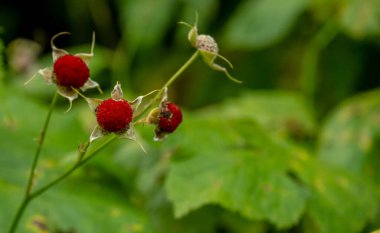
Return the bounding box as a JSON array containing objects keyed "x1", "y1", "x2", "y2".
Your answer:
[
  {"x1": 161, "y1": 50, "x2": 199, "y2": 94},
  {"x1": 135, "y1": 50, "x2": 199, "y2": 121},
  {"x1": 8, "y1": 91, "x2": 58, "y2": 233}
]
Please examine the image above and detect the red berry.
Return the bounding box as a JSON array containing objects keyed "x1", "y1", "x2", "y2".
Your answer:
[
  {"x1": 96, "y1": 98, "x2": 133, "y2": 133},
  {"x1": 53, "y1": 55, "x2": 89, "y2": 88},
  {"x1": 159, "y1": 102, "x2": 183, "y2": 133}
]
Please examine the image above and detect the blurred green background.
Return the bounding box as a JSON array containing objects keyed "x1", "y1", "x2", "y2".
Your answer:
[{"x1": 1, "y1": 0, "x2": 380, "y2": 232}]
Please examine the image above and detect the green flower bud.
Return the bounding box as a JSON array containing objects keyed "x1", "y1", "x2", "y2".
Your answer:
[{"x1": 179, "y1": 13, "x2": 242, "y2": 84}]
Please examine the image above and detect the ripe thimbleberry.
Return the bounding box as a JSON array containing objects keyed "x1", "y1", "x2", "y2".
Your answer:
[
  {"x1": 158, "y1": 102, "x2": 183, "y2": 133},
  {"x1": 53, "y1": 55, "x2": 90, "y2": 88},
  {"x1": 83, "y1": 82, "x2": 149, "y2": 152},
  {"x1": 96, "y1": 98, "x2": 133, "y2": 133},
  {"x1": 82, "y1": 82, "x2": 146, "y2": 146},
  {"x1": 151, "y1": 100, "x2": 183, "y2": 141},
  {"x1": 26, "y1": 32, "x2": 102, "y2": 111}
]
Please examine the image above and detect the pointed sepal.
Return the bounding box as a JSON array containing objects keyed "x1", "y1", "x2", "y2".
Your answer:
[
  {"x1": 199, "y1": 50, "x2": 242, "y2": 84},
  {"x1": 51, "y1": 32, "x2": 70, "y2": 62},
  {"x1": 56, "y1": 86, "x2": 78, "y2": 112},
  {"x1": 179, "y1": 12, "x2": 199, "y2": 47},
  {"x1": 129, "y1": 89, "x2": 160, "y2": 115},
  {"x1": 81, "y1": 78, "x2": 103, "y2": 94},
  {"x1": 75, "y1": 31, "x2": 95, "y2": 66},
  {"x1": 25, "y1": 68, "x2": 53, "y2": 85},
  {"x1": 119, "y1": 125, "x2": 147, "y2": 153},
  {"x1": 86, "y1": 97, "x2": 103, "y2": 113},
  {"x1": 111, "y1": 81, "x2": 123, "y2": 100},
  {"x1": 90, "y1": 125, "x2": 105, "y2": 142}
]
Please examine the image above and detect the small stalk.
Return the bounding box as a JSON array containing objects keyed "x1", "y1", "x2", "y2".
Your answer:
[
  {"x1": 135, "y1": 50, "x2": 199, "y2": 121},
  {"x1": 30, "y1": 134, "x2": 117, "y2": 199}
]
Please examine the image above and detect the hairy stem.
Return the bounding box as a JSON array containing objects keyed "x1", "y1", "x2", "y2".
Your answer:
[{"x1": 8, "y1": 91, "x2": 58, "y2": 233}]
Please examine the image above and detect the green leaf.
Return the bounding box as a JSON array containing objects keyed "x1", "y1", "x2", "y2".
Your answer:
[
  {"x1": 318, "y1": 88, "x2": 380, "y2": 184},
  {"x1": 204, "y1": 91, "x2": 316, "y2": 141},
  {"x1": 165, "y1": 117, "x2": 307, "y2": 229},
  {"x1": 0, "y1": 181, "x2": 151, "y2": 232},
  {"x1": 310, "y1": 0, "x2": 346, "y2": 22},
  {"x1": 291, "y1": 150, "x2": 377, "y2": 233},
  {"x1": 118, "y1": 0, "x2": 174, "y2": 50},
  {"x1": 222, "y1": 0, "x2": 309, "y2": 49},
  {"x1": 339, "y1": 0, "x2": 380, "y2": 38}
]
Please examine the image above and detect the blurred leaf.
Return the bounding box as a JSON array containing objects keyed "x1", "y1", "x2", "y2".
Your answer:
[
  {"x1": 318, "y1": 88, "x2": 380, "y2": 185},
  {"x1": 219, "y1": 211, "x2": 268, "y2": 233},
  {"x1": 0, "y1": 181, "x2": 151, "y2": 233},
  {"x1": 222, "y1": 0, "x2": 309, "y2": 49},
  {"x1": 340, "y1": 0, "x2": 380, "y2": 38},
  {"x1": 118, "y1": 0, "x2": 175, "y2": 50},
  {"x1": 166, "y1": 117, "x2": 307, "y2": 229},
  {"x1": 310, "y1": 0, "x2": 346, "y2": 21},
  {"x1": 180, "y1": 0, "x2": 217, "y2": 27},
  {"x1": 201, "y1": 90, "x2": 316, "y2": 141},
  {"x1": 291, "y1": 149, "x2": 377, "y2": 233},
  {"x1": 317, "y1": 35, "x2": 363, "y2": 108},
  {"x1": 146, "y1": 189, "x2": 219, "y2": 233}
]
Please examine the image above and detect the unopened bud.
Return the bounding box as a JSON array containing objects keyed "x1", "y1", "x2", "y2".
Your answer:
[{"x1": 196, "y1": 35, "x2": 219, "y2": 54}]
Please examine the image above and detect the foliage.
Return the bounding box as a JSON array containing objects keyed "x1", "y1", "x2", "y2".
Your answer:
[{"x1": 1, "y1": 0, "x2": 380, "y2": 232}]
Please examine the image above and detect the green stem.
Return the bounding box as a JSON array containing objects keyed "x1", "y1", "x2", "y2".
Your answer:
[
  {"x1": 7, "y1": 198, "x2": 31, "y2": 233},
  {"x1": 8, "y1": 91, "x2": 58, "y2": 233},
  {"x1": 300, "y1": 21, "x2": 339, "y2": 98},
  {"x1": 135, "y1": 50, "x2": 199, "y2": 121},
  {"x1": 162, "y1": 50, "x2": 199, "y2": 91},
  {"x1": 30, "y1": 134, "x2": 117, "y2": 198}
]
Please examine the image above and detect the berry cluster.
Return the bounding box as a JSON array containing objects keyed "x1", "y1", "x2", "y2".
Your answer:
[
  {"x1": 80, "y1": 82, "x2": 183, "y2": 146},
  {"x1": 28, "y1": 32, "x2": 184, "y2": 147},
  {"x1": 28, "y1": 14, "x2": 238, "y2": 147}
]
